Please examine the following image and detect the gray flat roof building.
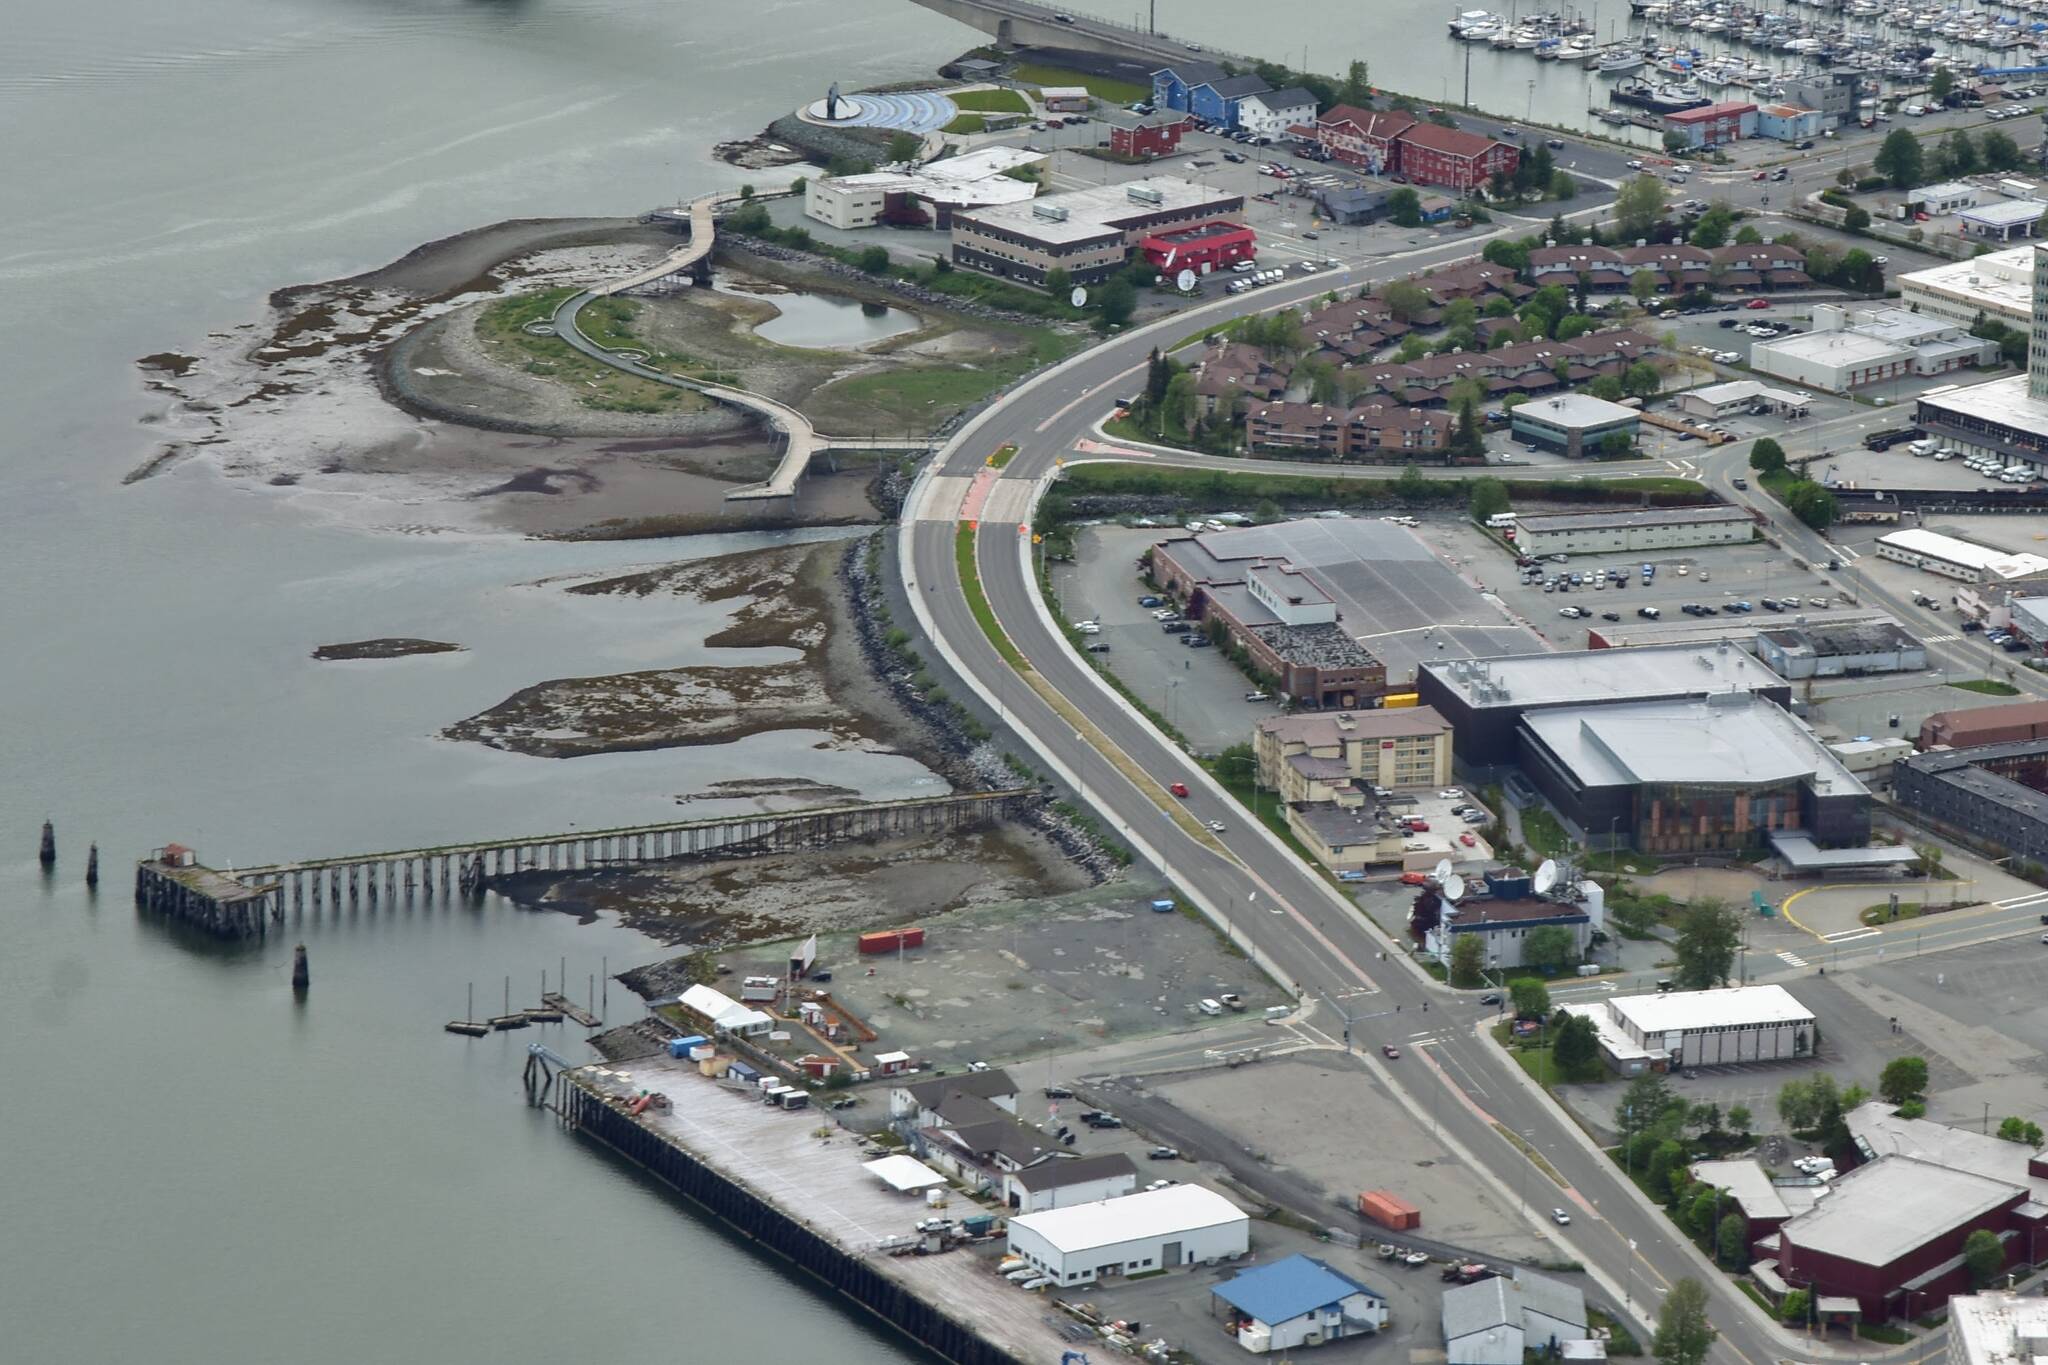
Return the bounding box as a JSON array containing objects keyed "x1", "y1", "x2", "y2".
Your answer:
[
  {"x1": 1753, "y1": 619, "x2": 1928, "y2": 679},
  {"x1": 1894, "y1": 738, "x2": 2048, "y2": 863},
  {"x1": 1779, "y1": 1154, "x2": 2021, "y2": 1269},
  {"x1": 1514, "y1": 506, "x2": 1753, "y2": 535}
]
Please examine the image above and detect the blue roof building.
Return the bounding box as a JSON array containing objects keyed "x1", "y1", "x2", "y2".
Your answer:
[
  {"x1": 1151, "y1": 61, "x2": 1228, "y2": 113},
  {"x1": 1212, "y1": 1254, "x2": 1388, "y2": 1353}
]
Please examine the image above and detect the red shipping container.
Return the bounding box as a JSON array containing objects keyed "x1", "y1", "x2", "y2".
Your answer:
[
  {"x1": 858, "y1": 931, "x2": 901, "y2": 955},
  {"x1": 1358, "y1": 1190, "x2": 1421, "y2": 1230},
  {"x1": 899, "y1": 927, "x2": 925, "y2": 949}
]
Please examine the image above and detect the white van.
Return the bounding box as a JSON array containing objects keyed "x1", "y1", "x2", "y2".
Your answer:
[
  {"x1": 1198, "y1": 998, "x2": 1224, "y2": 1016},
  {"x1": 1908, "y1": 438, "x2": 1938, "y2": 456}
]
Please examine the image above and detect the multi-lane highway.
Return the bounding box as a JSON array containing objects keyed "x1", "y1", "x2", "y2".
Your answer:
[{"x1": 893, "y1": 256, "x2": 1871, "y2": 1363}]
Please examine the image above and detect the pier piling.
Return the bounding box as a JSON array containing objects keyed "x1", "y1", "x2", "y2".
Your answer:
[
  {"x1": 85, "y1": 843, "x2": 99, "y2": 889},
  {"x1": 39, "y1": 820, "x2": 55, "y2": 870},
  {"x1": 291, "y1": 943, "x2": 310, "y2": 992}
]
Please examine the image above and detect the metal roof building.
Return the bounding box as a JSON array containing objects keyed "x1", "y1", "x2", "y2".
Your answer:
[
  {"x1": 1006, "y1": 1184, "x2": 1248, "y2": 1286},
  {"x1": 1581, "y1": 984, "x2": 1817, "y2": 1071},
  {"x1": 1754, "y1": 620, "x2": 1927, "y2": 679},
  {"x1": 1511, "y1": 504, "x2": 1754, "y2": 555},
  {"x1": 1212, "y1": 1254, "x2": 1389, "y2": 1354},
  {"x1": 1442, "y1": 1271, "x2": 1587, "y2": 1365}
]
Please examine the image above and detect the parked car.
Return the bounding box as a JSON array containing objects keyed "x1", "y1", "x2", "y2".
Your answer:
[{"x1": 1746, "y1": 298, "x2": 1770, "y2": 310}]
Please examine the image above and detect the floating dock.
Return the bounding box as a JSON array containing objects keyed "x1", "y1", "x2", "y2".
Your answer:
[
  {"x1": 540, "y1": 992, "x2": 599, "y2": 1027},
  {"x1": 555, "y1": 1057, "x2": 1079, "y2": 1365}
]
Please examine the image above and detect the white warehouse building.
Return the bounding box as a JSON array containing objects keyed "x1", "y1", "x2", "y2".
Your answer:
[
  {"x1": 1876, "y1": 528, "x2": 2048, "y2": 585},
  {"x1": 1898, "y1": 243, "x2": 2037, "y2": 330},
  {"x1": 1566, "y1": 984, "x2": 1815, "y2": 1074},
  {"x1": 1006, "y1": 1184, "x2": 1248, "y2": 1286},
  {"x1": 1511, "y1": 505, "x2": 1754, "y2": 556},
  {"x1": 1750, "y1": 304, "x2": 1996, "y2": 394}
]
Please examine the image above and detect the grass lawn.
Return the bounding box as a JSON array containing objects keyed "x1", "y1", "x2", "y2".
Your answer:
[
  {"x1": 1519, "y1": 804, "x2": 1571, "y2": 858},
  {"x1": 956, "y1": 523, "x2": 1026, "y2": 670},
  {"x1": 1204, "y1": 762, "x2": 1324, "y2": 868},
  {"x1": 942, "y1": 113, "x2": 986, "y2": 135},
  {"x1": 949, "y1": 88, "x2": 1030, "y2": 114},
  {"x1": 1949, "y1": 678, "x2": 2021, "y2": 695},
  {"x1": 813, "y1": 327, "x2": 1077, "y2": 428},
  {"x1": 476, "y1": 288, "x2": 707, "y2": 415},
  {"x1": 989, "y1": 443, "x2": 1018, "y2": 469},
  {"x1": 1011, "y1": 63, "x2": 1147, "y2": 104}
]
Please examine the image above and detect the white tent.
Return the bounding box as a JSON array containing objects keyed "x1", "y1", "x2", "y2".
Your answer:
[{"x1": 864, "y1": 1154, "x2": 947, "y2": 1192}]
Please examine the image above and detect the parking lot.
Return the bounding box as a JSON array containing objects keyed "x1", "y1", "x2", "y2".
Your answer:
[{"x1": 1463, "y1": 525, "x2": 1837, "y2": 648}]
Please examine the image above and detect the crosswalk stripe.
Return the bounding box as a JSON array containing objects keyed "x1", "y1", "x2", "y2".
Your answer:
[
  {"x1": 1922, "y1": 633, "x2": 1961, "y2": 644},
  {"x1": 1777, "y1": 951, "x2": 1808, "y2": 967}
]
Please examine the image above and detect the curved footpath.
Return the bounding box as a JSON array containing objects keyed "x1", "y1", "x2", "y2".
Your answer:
[
  {"x1": 550, "y1": 188, "x2": 822, "y2": 500},
  {"x1": 897, "y1": 237, "x2": 1926, "y2": 1364}
]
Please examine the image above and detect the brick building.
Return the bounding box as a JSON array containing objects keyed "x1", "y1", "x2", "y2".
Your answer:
[
  {"x1": 1390, "y1": 122, "x2": 1520, "y2": 193},
  {"x1": 1662, "y1": 100, "x2": 1758, "y2": 149}
]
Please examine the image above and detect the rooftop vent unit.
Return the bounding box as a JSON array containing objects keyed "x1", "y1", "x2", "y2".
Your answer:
[
  {"x1": 1032, "y1": 203, "x2": 1070, "y2": 222},
  {"x1": 1127, "y1": 185, "x2": 1164, "y2": 205}
]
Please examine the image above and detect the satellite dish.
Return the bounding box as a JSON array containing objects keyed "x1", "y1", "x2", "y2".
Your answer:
[
  {"x1": 1444, "y1": 874, "x2": 1467, "y2": 902},
  {"x1": 1433, "y1": 858, "x2": 1454, "y2": 882},
  {"x1": 1069, "y1": 286, "x2": 1088, "y2": 308},
  {"x1": 1534, "y1": 859, "x2": 1560, "y2": 895},
  {"x1": 1176, "y1": 267, "x2": 1197, "y2": 292}
]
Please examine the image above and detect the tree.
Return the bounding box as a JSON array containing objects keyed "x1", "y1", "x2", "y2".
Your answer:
[
  {"x1": 1554, "y1": 1014, "x2": 1600, "y2": 1079},
  {"x1": 1298, "y1": 355, "x2": 1340, "y2": 404},
  {"x1": 1096, "y1": 276, "x2": 1136, "y2": 326},
  {"x1": 1452, "y1": 394, "x2": 1486, "y2": 459},
  {"x1": 1734, "y1": 224, "x2": 1763, "y2": 245},
  {"x1": 1653, "y1": 1278, "x2": 1717, "y2": 1365},
  {"x1": 1997, "y1": 1117, "x2": 2046, "y2": 1146},
  {"x1": 1338, "y1": 59, "x2": 1373, "y2": 108},
  {"x1": 1674, "y1": 898, "x2": 1742, "y2": 989},
  {"x1": 1727, "y1": 1104, "x2": 1752, "y2": 1136},
  {"x1": 1616, "y1": 174, "x2": 1670, "y2": 240},
  {"x1": 1619, "y1": 1072, "x2": 1680, "y2": 1141},
  {"x1": 1689, "y1": 205, "x2": 1734, "y2": 250},
  {"x1": 1938, "y1": 128, "x2": 1980, "y2": 178},
  {"x1": 1749, "y1": 438, "x2": 1787, "y2": 475},
  {"x1": 1556, "y1": 313, "x2": 1598, "y2": 342},
  {"x1": 1843, "y1": 205, "x2": 1871, "y2": 234},
  {"x1": 1784, "y1": 479, "x2": 1838, "y2": 529},
  {"x1": 1383, "y1": 278, "x2": 1430, "y2": 322},
  {"x1": 1510, "y1": 976, "x2": 1551, "y2": 1019},
  {"x1": 1778, "y1": 1074, "x2": 1842, "y2": 1137},
  {"x1": 1717, "y1": 1212, "x2": 1749, "y2": 1266},
  {"x1": 885, "y1": 130, "x2": 922, "y2": 164},
  {"x1": 1983, "y1": 130, "x2": 2025, "y2": 173},
  {"x1": 1158, "y1": 372, "x2": 1196, "y2": 432},
  {"x1": 1484, "y1": 238, "x2": 1533, "y2": 273},
  {"x1": 1469, "y1": 476, "x2": 1511, "y2": 524},
  {"x1": 1444, "y1": 296, "x2": 1480, "y2": 330},
  {"x1": 1043, "y1": 266, "x2": 1071, "y2": 300},
  {"x1": 1449, "y1": 933, "x2": 1486, "y2": 987},
  {"x1": 1254, "y1": 497, "x2": 1282, "y2": 524},
  {"x1": 1930, "y1": 66, "x2": 1957, "y2": 107},
  {"x1": 1622, "y1": 361, "x2": 1662, "y2": 401},
  {"x1": 1387, "y1": 187, "x2": 1423, "y2": 228},
  {"x1": 1551, "y1": 169, "x2": 1577, "y2": 201},
  {"x1": 1648, "y1": 1139, "x2": 1688, "y2": 1201},
  {"x1": 1964, "y1": 1227, "x2": 2007, "y2": 1288},
  {"x1": 1587, "y1": 375, "x2": 1625, "y2": 401},
  {"x1": 1878, "y1": 1055, "x2": 1930, "y2": 1106},
  {"x1": 1687, "y1": 1102, "x2": 1723, "y2": 1136},
  {"x1": 1874, "y1": 128, "x2": 1924, "y2": 190},
  {"x1": 1395, "y1": 461, "x2": 1430, "y2": 499},
  {"x1": 1145, "y1": 348, "x2": 1172, "y2": 407},
  {"x1": 857, "y1": 245, "x2": 891, "y2": 274},
  {"x1": 1599, "y1": 431, "x2": 1634, "y2": 461},
  {"x1": 1778, "y1": 1289, "x2": 1811, "y2": 1327},
  {"x1": 1688, "y1": 1186, "x2": 1722, "y2": 1237},
  {"x1": 1663, "y1": 130, "x2": 1691, "y2": 156}
]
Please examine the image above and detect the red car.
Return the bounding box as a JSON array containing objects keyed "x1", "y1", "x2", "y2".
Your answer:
[
  {"x1": 1170, "y1": 781, "x2": 1190, "y2": 798},
  {"x1": 1752, "y1": 170, "x2": 1767, "y2": 180},
  {"x1": 1460, "y1": 832, "x2": 1477, "y2": 847},
  {"x1": 1746, "y1": 298, "x2": 1770, "y2": 310},
  {"x1": 1405, "y1": 818, "x2": 1430, "y2": 832},
  {"x1": 1381, "y1": 1044, "x2": 1401, "y2": 1059},
  {"x1": 1400, "y1": 870, "x2": 1429, "y2": 886}
]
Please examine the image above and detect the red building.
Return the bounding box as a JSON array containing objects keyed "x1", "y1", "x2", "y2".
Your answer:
[
  {"x1": 1140, "y1": 220, "x2": 1257, "y2": 273},
  {"x1": 1307, "y1": 105, "x2": 1416, "y2": 174},
  {"x1": 1766, "y1": 1155, "x2": 2044, "y2": 1320},
  {"x1": 1108, "y1": 119, "x2": 1190, "y2": 160},
  {"x1": 1662, "y1": 100, "x2": 1757, "y2": 149},
  {"x1": 1390, "y1": 123, "x2": 1520, "y2": 193}
]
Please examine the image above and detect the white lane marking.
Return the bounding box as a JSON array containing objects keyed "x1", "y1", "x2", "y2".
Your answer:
[
  {"x1": 1821, "y1": 927, "x2": 1880, "y2": 944},
  {"x1": 1777, "y1": 951, "x2": 1808, "y2": 968}
]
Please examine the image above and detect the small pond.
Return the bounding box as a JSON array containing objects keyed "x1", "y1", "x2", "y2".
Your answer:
[{"x1": 713, "y1": 278, "x2": 918, "y2": 349}]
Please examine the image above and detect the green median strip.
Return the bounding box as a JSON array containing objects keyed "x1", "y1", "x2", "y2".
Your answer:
[{"x1": 956, "y1": 522, "x2": 1027, "y2": 671}]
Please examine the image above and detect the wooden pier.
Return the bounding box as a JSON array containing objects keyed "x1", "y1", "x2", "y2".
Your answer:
[
  {"x1": 132, "y1": 789, "x2": 1037, "y2": 939},
  {"x1": 541, "y1": 992, "x2": 600, "y2": 1027}
]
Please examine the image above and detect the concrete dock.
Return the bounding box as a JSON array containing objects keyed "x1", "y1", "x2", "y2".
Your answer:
[{"x1": 566, "y1": 1056, "x2": 1082, "y2": 1364}]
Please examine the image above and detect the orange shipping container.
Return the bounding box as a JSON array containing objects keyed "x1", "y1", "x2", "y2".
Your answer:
[{"x1": 1358, "y1": 1190, "x2": 1421, "y2": 1230}]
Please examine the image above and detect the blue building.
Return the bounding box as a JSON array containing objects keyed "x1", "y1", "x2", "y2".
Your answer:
[
  {"x1": 1191, "y1": 74, "x2": 1274, "y2": 129},
  {"x1": 1151, "y1": 61, "x2": 1228, "y2": 113},
  {"x1": 1212, "y1": 1255, "x2": 1388, "y2": 1354}
]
